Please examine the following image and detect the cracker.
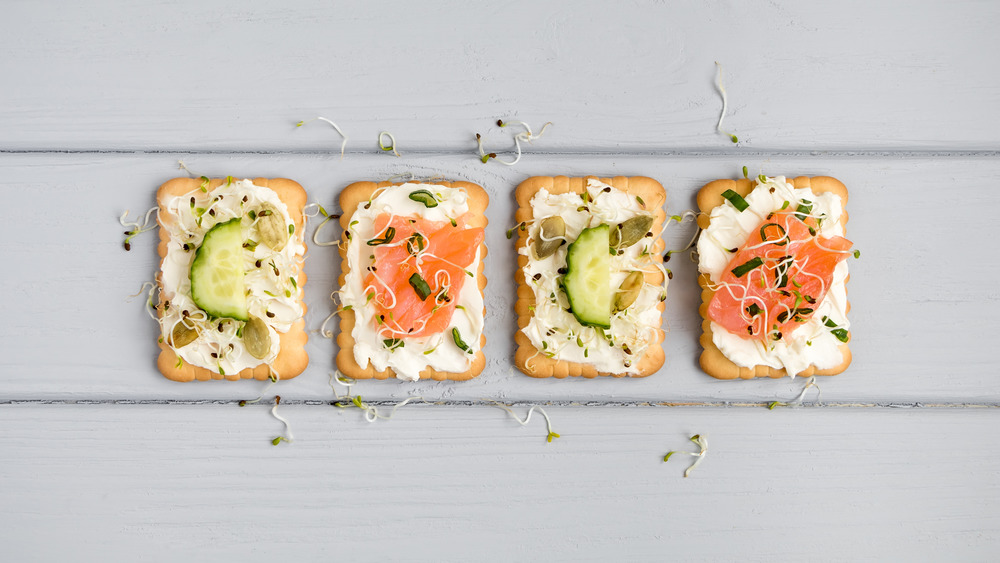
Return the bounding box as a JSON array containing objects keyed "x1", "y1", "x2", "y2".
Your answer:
[
  {"x1": 696, "y1": 175, "x2": 852, "y2": 380},
  {"x1": 155, "y1": 177, "x2": 309, "y2": 382},
  {"x1": 336, "y1": 180, "x2": 488, "y2": 381},
  {"x1": 514, "y1": 176, "x2": 666, "y2": 378}
]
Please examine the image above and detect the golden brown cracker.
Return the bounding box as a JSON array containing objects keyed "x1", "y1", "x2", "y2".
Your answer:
[
  {"x1": 514, "y1": 176, "x2": 667, "y2": 378},
  {"x1": 336, "y1": 180, "x2": 488, "y2": 381},
  {"x1": 697, "y1": 175, "x2": 851, "y2": 380},
  {"x1": 155, "y1": 177, "x2": 309, "y2": 382}
]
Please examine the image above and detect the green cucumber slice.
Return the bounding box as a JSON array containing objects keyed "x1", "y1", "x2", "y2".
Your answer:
[
  {"x1": 564, "y1": 224, "x2": 611, "y2": 328},
  {"x1": 190, "y1": 218, "x2": 248, "y2": 320}
]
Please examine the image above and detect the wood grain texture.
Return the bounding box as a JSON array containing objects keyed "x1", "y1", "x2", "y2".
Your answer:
[
  {"x1": 3, "y1": 3, "x2": 1000, "y2": 559},
  {"x1": 0, "y1": 0, "x2": 998, "y2": 152},
  {"x1": 1, "y1": 404, "x2": 998, "y2": 561},
  {"x1": 1, "y1": 152, "x2": 998, "y2": 404}
]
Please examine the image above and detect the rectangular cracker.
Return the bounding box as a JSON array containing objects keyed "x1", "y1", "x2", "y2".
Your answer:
[
  {"x1": 514, "y1": 176, "x2": 667, "y2": 378},
  {"x1": 336, "y1": 180, "x2": 488, "y2": 381},
  {"x1": 155, "y1": 177, "x2": 309, "y2": 382},
  {"x1": 696, "y1": 175, "x2": 852, "y2": 380}
]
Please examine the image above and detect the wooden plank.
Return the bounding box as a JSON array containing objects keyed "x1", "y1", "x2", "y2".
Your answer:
[
  {"x1": 1, "y1": 152, "x2": 996, "y2": 404},
  {"x1": 1, "y1": 403, "x2": 997, "y2": 560},
  {"x1": 0, "y1": 0, "x2": 998, "y2": 152}
]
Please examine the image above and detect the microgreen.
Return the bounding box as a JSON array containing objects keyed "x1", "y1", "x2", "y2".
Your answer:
[
  {"x1": 378, "y1": 131, "x2": 401, "y2": 157},
  {"x1": 662, "y1": 434, "x2": 708, "y2": 477},
  {"x1": 766, "y1": 376, "x2": 820, "y2": 409},
  {"x1": 476, "y1": 119, "x2": 552, "y2": 166},
  {"x1": 714, "y1": 62, "x2": 737, "y2": 144},
  {"x1": 490, "y1": 402, "x2": 560, "y2": 443},
  {"x1": 119, "y1": 207, "x2": 159, "y2": 251},
  {"x1": 296, "y1": 116, "x2": 349, "y2": 159}
]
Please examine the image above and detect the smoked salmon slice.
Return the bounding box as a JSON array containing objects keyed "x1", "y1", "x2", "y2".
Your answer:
[
  {"x1": 363, "y1": 213, "x2": 484, "y2": 338},
  {"x1": 707, "y1": 209, "x2": 852, "y2": 341}
]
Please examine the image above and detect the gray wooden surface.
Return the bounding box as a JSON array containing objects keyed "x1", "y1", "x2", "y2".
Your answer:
[{"x1": 2, "y1": 0, "x2": 998, "y2": 560}]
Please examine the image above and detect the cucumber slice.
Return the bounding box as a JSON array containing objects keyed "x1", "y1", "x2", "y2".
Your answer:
[
  {"x1": 190, "y1": 218, "x2": 248, "y2": 320},
  {"x1": 564, "y1": 224, "x2": 611, "y2": 328}
]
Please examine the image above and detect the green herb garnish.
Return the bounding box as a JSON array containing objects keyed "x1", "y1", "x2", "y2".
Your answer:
[
  {"x1": 408, "y1": 273, "x2": 432, "y2": 300},
  {"x1": 383, "y1": 338, "x2": 404, "y2": 350},
  {"x1": 452, "y1": 328, "x2": 472, "y2": 354},
  {"x1": 759, "y1": 222, "x2": 788, "y2": 246},
  {"x1": 367, "y1": 226, "x2": 396, "y2": 246},
  {"x1": 822, "y1": 316, "x2": 850, "y2": 343},
  {"x1": 731, "y1": 257, "x2": 763, "y2": 278},
  {"x1": 408, "y1": 189, "x2": 438, "y2": 208},
  {"x1": 721, "y1": 189, "x2": 749, "y2": 212},
  {"x1": 795, "y1": 200, "x2": 813, "y2": 221}
]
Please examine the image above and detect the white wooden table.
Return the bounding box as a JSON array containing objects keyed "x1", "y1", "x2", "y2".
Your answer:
[{"x1": 3, "y1": 1, "x2": 998, "y2": 560}]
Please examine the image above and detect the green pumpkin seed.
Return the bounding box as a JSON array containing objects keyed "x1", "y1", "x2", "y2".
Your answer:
[
  {"x1": 610, "y1": 215, "x2": 654, "y2": 249},
  {"x1": 170, "y1": 321, "x2": 199, "y2": 348},
  {"x1": 243, "y1": 315, "x2": 271, "y2": 359},
  {"x1": 533, "y1": 216, "x2": 565, "y2": 259},
  {"x1": 613, "y1": 271, "x2": 644, "y2": 313},
  {"x1": 255, "y1": 203, "x2": 289, "y2": 251}
]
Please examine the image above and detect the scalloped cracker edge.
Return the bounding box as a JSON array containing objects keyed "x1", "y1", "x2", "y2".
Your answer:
[
  {"x1": 155, "y1": 177, "x2": 309, "y2": 382},
  {"x1": 336, "y1": 180, "x2": 488, "y2": 381},
  {"x1": 696, "y1": 175, "x2": 852, "y2": 380},
  {"x1": 514, "y1": 176, "x2": 666, "y2": 379}
]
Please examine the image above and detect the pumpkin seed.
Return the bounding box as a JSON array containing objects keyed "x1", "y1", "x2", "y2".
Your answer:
[
  {"x1": 610, "y1": 215, "x2": 654, "y2": 249},
  {"x1": 255, "y1": 203, "x2": 289, "y2": 251},
  {"x1": 533, "y1": 216, "x2": 565, "y2": 259},
  {"x1": 613, "y1": 271, "x2": 644, "y2": 313},
  {"x1": 170, "y1": 321, "x2": 199, "y2": 348},
  {"x1": 243, "y1": 315, "x2": 271, "y2": 359}
]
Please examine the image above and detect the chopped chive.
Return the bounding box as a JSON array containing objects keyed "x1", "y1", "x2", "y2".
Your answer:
[
  {"x1": 408, "y1": 189, "x2": 438, "y2": 208},
  {"x1": 452, "y1": 328, "x2": 472, "y2": 354},
  {"x1": 408, "y1": 273, "x2": 432, "y2": 300},
  {"x1": 383, "y1": 338, "x2": 404, "y2": 350},
  {"x1": 731, "y1": 257, "x2": 763, "y2": 278},
  {"x1": 746, "y1": 303, "x2": 762, "y2": 316},
  {"x1": 366, "y1": 226, "x2": 396, "y2": 246},
  {"x1": 795, "y1": 200, "x2": 813, "y2": 221},
  {"x1": 721, "y1": 189, "x2": 749, "y2": 212},
  {"x1": 759, "y1": 223, "x2": 788, "y2": 246},
  {"x1": 822, "y1": 316, "x2": 850, "y2": 343}
]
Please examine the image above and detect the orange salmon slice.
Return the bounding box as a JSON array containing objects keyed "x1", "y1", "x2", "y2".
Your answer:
[
  {"x1": 363, "y1": 213, "x2": 484, "y2": 338},
  {"x1": 707, "y1": 210, "x2": 851, "y2": 341}
]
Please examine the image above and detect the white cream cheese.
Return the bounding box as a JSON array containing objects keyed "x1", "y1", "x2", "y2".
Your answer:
[
  {"x1": 696, "y1": 175, "x2": 850, "y2": 376},
  {"x1": 339, "y1": 183, "x2": 484, "y2": 381},
  {"x1": 159, "y1": 179, "x2": 305, "y2": 376},
  {"x1": 518, "y1": 179, "x2": 666, "y2": 375}
]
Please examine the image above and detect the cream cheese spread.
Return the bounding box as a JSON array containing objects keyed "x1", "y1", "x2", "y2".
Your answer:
[
  {"x1": 519, "y1": 178, "x2": 666, "y2": 375},
  {"x1": 159, "y1": 179, "x2": 305, "y2": 376},
  {"x1": 696, "y1": 175, "x2": 850, "y2": 376},
  {"x1": 339, "y1": 183, "x2": 484, "y2": 381}
]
